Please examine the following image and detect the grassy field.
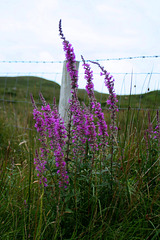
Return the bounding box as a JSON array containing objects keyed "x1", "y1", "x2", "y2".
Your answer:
[
  {"x1": 0, "y1": 76, "x2": 160, "y2": 108},
  {"x1": 0, "y1": 76, "x2": 160, "y2": 239}
]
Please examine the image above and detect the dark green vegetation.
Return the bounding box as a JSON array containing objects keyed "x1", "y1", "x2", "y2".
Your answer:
[
  {"x1": 0, "y1": 76, "x2": 160, "y2": 109},
  {"x1": 0, "y1": 76, "x2": 60, "y2": 105},
  {"x1": 0, "y1": 76, "x2": 160, "y2": 239}
]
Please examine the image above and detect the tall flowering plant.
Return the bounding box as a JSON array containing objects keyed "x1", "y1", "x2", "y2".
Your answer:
[
  {"x1": 59, "y1": 20, "x2": 99, "y2": 159},
  {"x1": 90, "y1": 61, "x2": 119, "y2": 139},
  {"x1": 31, "y1": 95, "x2": 48, "y2": 187},
  {"x1": 81, "y1": 56, "x2": 108, "y2": 149},
  {"x1": 31, "y1": 93, "x2": 69, "y2": 189},
  {"x1": 31, "y1": 20, "x2": 119, "y2": 189},
  {"x1": 154, "y1": 110, "x2": 160, "y2": 146}
]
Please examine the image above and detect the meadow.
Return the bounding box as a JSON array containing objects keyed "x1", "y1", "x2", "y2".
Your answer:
[{"x1": 0, "y1": 22, "x2": 160, "y2": 240}]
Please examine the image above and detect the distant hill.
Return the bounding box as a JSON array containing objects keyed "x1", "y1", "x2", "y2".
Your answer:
[
  {"x1": 0, "y1": 76, "x2": 60, "y2": 105},
  {"x1": 0, "y1": 76, "x2": 160, "y2": 109}
]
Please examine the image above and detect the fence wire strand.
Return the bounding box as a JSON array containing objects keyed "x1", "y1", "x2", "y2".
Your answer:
[
  {"x1": 1, "y1": 55, "x2": 160, "y2": 63},
  {"x1": 0, "y1": 57, "x2": 160, "y2": 131}
]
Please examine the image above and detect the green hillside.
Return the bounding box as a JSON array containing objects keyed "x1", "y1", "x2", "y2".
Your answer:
[
  {"x1": 0, "y1": 76, "x2": 160, "y2": 109},
  {"x1": 0, "y1": 76, "x2": 60, "y2": 105}
]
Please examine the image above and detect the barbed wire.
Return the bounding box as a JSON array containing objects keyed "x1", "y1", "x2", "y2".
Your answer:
[
  {"x1": 0, "y1": 60, "x2": 63, "y2": 64},
  {"x1": 0, "y1": 55, "x2": 159, "y2": 139},
  {"x1": 88, "y1": 55, "x2": 160, "y2": 62},
  {"x1": 0, "y1": 55, "x2": 160, "y2": 64}
]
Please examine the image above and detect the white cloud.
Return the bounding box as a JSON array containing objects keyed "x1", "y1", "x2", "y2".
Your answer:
[
  {"x1": 38, "y1": 51, "x2": 55, "y2": 61},
  {"x1": 96, "y1": 3, "x2": 124, "y2": 17},
  {"x1": 0, "y1": 0, "x2": 160, "y2": 94}
]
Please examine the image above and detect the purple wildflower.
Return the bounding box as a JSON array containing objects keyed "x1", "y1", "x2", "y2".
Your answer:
[
  {"x1": 70, "y1": 98, "x2": 88, "y2": 157},
  {"x1": 90, "y1": 61, "x2": 118, "y2": 138},
  {"x1": 31, "y1": 92, "x2": 69, "y2": 189},
  {"x1": 39, "y1": 93, "x2": 69, "y2": 188},
  {"x1": 82, "y1": 103, "x2": 98, "y2": 151},
  {"x1": 34, "y1": 150, "x2": 48, "y2": 187},
  {"x1": 59, "y1": 20, "x2": 88, "y2": 157},
  {"x1": 81, "y1": 57, "x2": 95, "y2": 102},
  {"x1": 145, "y1": 111, "x2": 160, "y2": 144},
  {"x1": 59, "y1": 19, "x2": 78, "y2": 97},
  {"x1": 31, "y1": 94, "x2": 48, "y2": 187},
  {"x1": 101, "y1": 69, "x2": 118, "y2": 134},
  {"x1": 154, "y1": 110, "x2": 160, "y2": 145},
  {"x1": 82, "y1": 56, "x2": 108, "y2": 148}
]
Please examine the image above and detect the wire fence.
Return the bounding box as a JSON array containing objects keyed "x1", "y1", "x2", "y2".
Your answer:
[
  {"x1": 0, "y1": 55, "x2": 160, "y2": 133},
  {"x1": 0, "y1": 55, "x2": 160, "y2": 94},
  {"x1": 1, "y1": 54, "x2": 160, "y2": 63}
]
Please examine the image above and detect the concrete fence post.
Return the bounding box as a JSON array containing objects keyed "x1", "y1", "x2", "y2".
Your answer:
[{"x1": 58, "y1": 60, "x2": 79, "y2": 124}]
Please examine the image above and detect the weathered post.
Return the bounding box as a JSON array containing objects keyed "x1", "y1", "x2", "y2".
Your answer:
[{"x1": 59, "y1": 60, "x2": 79, "y2": 124}]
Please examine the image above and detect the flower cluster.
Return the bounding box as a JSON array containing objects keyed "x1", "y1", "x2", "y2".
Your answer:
[
  {"x1": 101, "y1": 68, "x2": 118, "y2": 134},
  {"x1": 81, "y1": 56, "x2": 95, "y2": 102},
  {"x1": 82, "y1": 56, "x2": 108, "y2": 148},
  {"x1": 59, "y1": 20, "x2": 91, "y2": 157},
  {"x1": 90, "y1": 61, "x2": 118, "y2": 138},
  {"x1": 144, "y1": 111, "x2": 160, "y2": 157},
  {"x1": 31, "y1": 20, "x2": 120, "y2": 188},
  {"x1": 31, "y1": 93, "x2": 69, "y2": 188},
  {"x1": 82, "y1": 103, "x2": 98, "y2": 151},
  {"x1": 31, "y1": 94, "x2": 48, "y2": 187},
  {"x1": 154, "y1": 110, "x2": 160, "y2": 145},
  {"x1": 59, "y1": 19, "x2": 78, "y2": 96},
  {"x1": 40, "y1": 93, "x2": 68, "y2": 188},
  {"x1": 34, "y1": 150, "x2": 47, "y2": 186}
]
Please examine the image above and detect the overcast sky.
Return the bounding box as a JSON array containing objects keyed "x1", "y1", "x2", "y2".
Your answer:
[{"x1": 0, "y1": 0, "x2": 160, "y2": 95}]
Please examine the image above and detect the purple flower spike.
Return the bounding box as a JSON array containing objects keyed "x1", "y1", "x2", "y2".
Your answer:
[
  {"x1": 90, "y1": 61, "x2": 118, "y2": 138},
  {"x1": 83, "y1": 103, "x2": 98, "y2": 151},
  {"x1": 31, "y1": 92, "x2": 69, "y2": 189},
  {"x1": 82, "y1": 56, "x2": 108, "y2": 148},
  {"x1": 154, "y1": 110, "x2": 160, "y2": 145},
  {"x1": 39, "y1": 94, "x2": 69, "y2": 188},
  {"x1": 59, "y1": 19, "x2": 78, "y2": 96},
  {"x1": 31, "y1": 94, "x2": 48, "y2": 186},
  {"x1": 59, "y1": 20, "x2": 90, "y2": 157}
]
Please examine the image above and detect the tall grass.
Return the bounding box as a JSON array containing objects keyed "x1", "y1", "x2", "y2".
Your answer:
[{"x1": 0, "y1": 105, "x2": 160, "y2": 239}]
